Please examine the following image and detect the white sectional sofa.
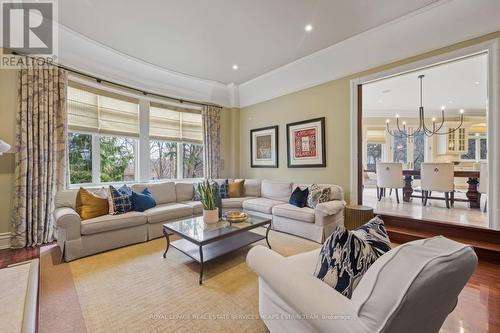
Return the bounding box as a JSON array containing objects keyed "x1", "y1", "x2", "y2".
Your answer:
[{"x1": 54, "y1": 179, "x2": 345, "y2": 261}]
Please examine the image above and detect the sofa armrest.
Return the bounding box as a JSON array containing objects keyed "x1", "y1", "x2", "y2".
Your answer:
[
  {"x1": 54, "y1": 207, "x2": 81, "y2": 241},
  {"x1": 315, "y1": 200, "x2": 346, "y2": 216},
  {"x1": 247, "y1": 246, "x2": 361, "y2": 333}
]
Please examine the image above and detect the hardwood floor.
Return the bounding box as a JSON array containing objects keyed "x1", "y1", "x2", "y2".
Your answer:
[
  {"x1": 0, "y1": 246, "x2": 39, "y2": 269},
  {"x1": 1, "y1": 243, "x2": 499, "y2": 332}
]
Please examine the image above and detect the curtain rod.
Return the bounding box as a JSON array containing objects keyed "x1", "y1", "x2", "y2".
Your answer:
[{"x1": 11, "y1": 51, "x2": 221, "y2": 109}]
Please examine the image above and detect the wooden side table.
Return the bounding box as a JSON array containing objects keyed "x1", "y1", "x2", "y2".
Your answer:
[{"x1": 344, "y1": 205, "x2": 374, "y2": 230}]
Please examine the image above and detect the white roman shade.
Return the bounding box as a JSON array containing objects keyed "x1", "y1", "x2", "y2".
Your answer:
[
  {"x1": 367, "y1": 129, "x2": 386, "y2": 144},
  {"x1": 67, "y1": 83, "x2": 140, "y2": 136},
  {"x1": 150, "y1": 103, "x2": 203, "y2": 144}
]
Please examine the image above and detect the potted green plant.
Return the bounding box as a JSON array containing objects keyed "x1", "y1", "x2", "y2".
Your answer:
[{"x1": 198, "y1": 181, "x2": 219, "y2": 224}]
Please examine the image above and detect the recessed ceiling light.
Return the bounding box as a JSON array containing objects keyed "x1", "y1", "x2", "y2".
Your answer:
[
  {"x1": 304, "y1": 24, "x2": 313, "y2": 32},
  {"x1": 475, "y1": 81, "x2": 480, "y2": 85},
  {"x1": 232, "y1": 64, "x2": 238, "y2": 70}
]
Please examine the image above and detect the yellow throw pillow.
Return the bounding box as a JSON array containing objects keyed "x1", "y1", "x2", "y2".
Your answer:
[
  {"x1": 76, "y1": 188, "x2": 109, "y2": 220},
  {"x1": 228, "y1": 179, "x2": 245, "y2": 198}
]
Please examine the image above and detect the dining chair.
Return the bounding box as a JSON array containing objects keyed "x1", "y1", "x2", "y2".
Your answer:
[
  {"x1": 478, "y1": 162, "x2": 488, "y2": 213},
  {"x1": 376, "y1": 162, "x2": 404, "y2": 203},
  {"x1": 421, "y1": 163, "x2": 454, "y2": 209}
]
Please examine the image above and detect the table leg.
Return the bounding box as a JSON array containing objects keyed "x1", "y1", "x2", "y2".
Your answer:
[
  {"x1": 403, "y1": 175, "x2": 413, "y2": 202},
  {"x1": 265, "y1": 223, "x2": 272, "y2": 249},
  {"x1": 466, "y1": 177, "x2": 480, "y2": 209},
  {"x1": 199, "y1": 246, "x2": 204, "y2": 285},
  {"x1": 162, "y1": 228, "x2": 170, "y2": 258}
]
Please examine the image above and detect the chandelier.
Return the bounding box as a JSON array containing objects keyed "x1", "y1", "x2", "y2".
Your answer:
[{"x1": 385, "y1": 75, "x2": 464, "y2": 137}]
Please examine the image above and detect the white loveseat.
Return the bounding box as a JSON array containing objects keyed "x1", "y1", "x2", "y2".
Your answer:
[
  {"x1": 246, "y1": 236, "x2": 477, "y2": 333},
  {"x1": 54, "y1": 179, "x2": 345, "y2": 261}
]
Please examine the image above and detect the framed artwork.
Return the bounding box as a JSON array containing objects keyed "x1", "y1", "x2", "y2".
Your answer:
[
  {"x1": 250, "y1": 125, "x2": 279, "y2": 168},
  {"x1": 286, "y1": 117, "x2": 326, "y2": 168}
]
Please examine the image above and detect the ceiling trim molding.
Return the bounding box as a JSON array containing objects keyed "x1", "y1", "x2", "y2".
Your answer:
[
  {"x1": 57, "y1": 23, "x2": 237, "y2": 107},
  {"x1": 238, "y1": 0, "x2": 500, "y2": 108}
]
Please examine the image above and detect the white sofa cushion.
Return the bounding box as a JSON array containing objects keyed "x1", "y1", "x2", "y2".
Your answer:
[
  {"x1": 243, "y1": 197, "x2": 285, "y2": 214},
  {"x1": 243, "y1": 179, "x2": 261, "y2": 197},
  {"x1": 144, "y1": 203, "x2": 193, "y2": 224},
  {"x1": 131, "y1": 182, "x2": 176, "y2": 205},
  {"x1": 55, "y1": 190, "x2": 78, "y2": 210},
  {"x1": 222, "y1": 196, "x2": 256, "y2": 209},
  {"x1": 261, "y1": 180, "x2": 292, "y2": 202},
  {"x1": 180, "y1": 200, "x2": 203, "y2": 215},
  {"x1": 81, "y1": 211, "x2": 147, "y2": 235},
  {"x1": 272, "y1": 203, "x2": 315, "y2": 223},
  {"x1": 175, "y1": 183, "x2": 194, "y2": 202}
]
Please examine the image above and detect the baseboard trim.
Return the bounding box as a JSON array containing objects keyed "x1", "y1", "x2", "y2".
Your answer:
[{"x1": 0, "y1": 232, "x2": 11, "y2": 250}]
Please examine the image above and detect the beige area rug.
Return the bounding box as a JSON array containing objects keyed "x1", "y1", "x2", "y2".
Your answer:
[{"x1": 49, "y1": 228, "x2": 320, "y2": 333}]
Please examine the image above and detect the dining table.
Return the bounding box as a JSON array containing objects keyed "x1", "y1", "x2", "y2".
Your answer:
[{"x1": 402, "y1": 170, "x2": 481, "y2": 208}]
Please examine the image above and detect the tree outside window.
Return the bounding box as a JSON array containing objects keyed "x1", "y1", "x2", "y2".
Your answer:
[
  {"x1": 183, "y1": 143, "x2": 204, "y2": 178},
  {"x1": 150, "y1": 141, "x2": 177, "y2": 180},
  {"x1": 100, "y1": 136, "x2": 136, "y2": 182},
  {"x1": 68, "y1": 133, "x2": 92, "y2": 184}
]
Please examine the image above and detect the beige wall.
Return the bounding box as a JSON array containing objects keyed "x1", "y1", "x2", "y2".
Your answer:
[
  {"x1": 0, "y1": 68, "x2": 18, "y2": 234},
  {"x1": 239, "y1": 31, "x2": 500, "y2": 202},
  {"x1": 220, "y1": 107, "x2": 240, "y2": 179}
]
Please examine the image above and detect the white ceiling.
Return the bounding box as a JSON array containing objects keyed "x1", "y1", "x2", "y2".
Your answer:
[
  {"x1": 58, "y1": 0, "x2": 439, "y2": 84},
  {"x1": 363, "y1": 53, "x2": 488, "y2": 118}
]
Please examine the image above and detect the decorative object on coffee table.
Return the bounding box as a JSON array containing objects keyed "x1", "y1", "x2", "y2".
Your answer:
[
  {"x1": 225, "y1": 211, "x2": 248, "y2": 223},
  {"x1": 198, "y1": 181, "x2": 219, "y2": 224},
  {"x1": 286, "y1": 117, "x2": 326, "y2": 168},
  {"x1": 344, "y1": 205, "x2": 374, "y2": 230},
  {"x1": 250, "y1": 125, "x2": 279, "y2": 168}
]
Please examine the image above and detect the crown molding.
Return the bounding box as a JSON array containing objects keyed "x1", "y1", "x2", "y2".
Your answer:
[
  {"x1": 238, "y1": 0, "x2": 500, "y2": 108},
  {"x1": 57, "y1": 23, "x2": 237, "y2": 107}
]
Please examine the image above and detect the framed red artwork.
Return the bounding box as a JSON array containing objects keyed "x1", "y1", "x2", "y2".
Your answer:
[{"x1": 286, "y1": 117, "x2": 326, "y2": 168}]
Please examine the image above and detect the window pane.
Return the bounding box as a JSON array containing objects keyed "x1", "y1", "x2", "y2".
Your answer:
[
  {"x1": 100, "y1": 136, "x2": 136, "y2": 182},
  {"x1": 366, "y1": 144, "x2": 382, "y2": 172},
  {"x1": 150, "y1": 141, "x2": 177, "y2": 180},
  {"x1": 461, "y1": 138, "x2": 476, "y2": 160},
  {"x1": 413, "y1": 132, "x2": 425, "y2": 170},
  {"x1": 68, "y1": 133, "x2": 92, "y2": 184},
  {"x1": 393, "y1": 135, "x2": 407, "y2": 164},
  {"x1": 182, "y1": 143, "x2": 204, "y2": 178},
  {"x1": 480, "y1": 138, "x2": 487, "y2": 160}
]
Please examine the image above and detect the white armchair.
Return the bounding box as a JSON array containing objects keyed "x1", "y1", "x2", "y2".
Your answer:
[
  {"x1": 247, "y1": 236, "x2": 477, "y2": 333},
  {"x1": 478, "y1": 162, "x2": 488, "y2": 213},
  {"x1": 421, "y1": 163, "x2": 455, "y2": 208},
  {"x1": 376, "y1": 162, "x2": 404, "y2": 203}
]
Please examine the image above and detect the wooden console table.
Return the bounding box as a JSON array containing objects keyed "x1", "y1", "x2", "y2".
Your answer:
[{"x1": 402, "y1": 170, "x2": 480, "y2": 208}]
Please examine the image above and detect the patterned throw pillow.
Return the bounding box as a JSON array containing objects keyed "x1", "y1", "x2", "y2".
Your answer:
[
  {"x1": 210, "y1": 179, "x2": 229, "y2": 199},
  {"x1": 306, "y1": 184, "x2": 331, "y2": 208},
  {"x1": 313, "y1": 216, "x2": 391, "y2": 298},
  {"x1": 109, "y1": 185, "x2": 133, "y2": 214}
]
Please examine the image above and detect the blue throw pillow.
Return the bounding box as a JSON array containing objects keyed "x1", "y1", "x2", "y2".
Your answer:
[
  {"x1": 131, "y1": 188, "x2": 157, "y2": 212},
  {"x1": 289, "y1": 186, "x2": 309, "y2": 208},
  {"x1": 109, "y1": 185, "x2": 133, "y2": 214},
  {"x1": 118, "y1": 184, "x2": 133, "y2": 196}
]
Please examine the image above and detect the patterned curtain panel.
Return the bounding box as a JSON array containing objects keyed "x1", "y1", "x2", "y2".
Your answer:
[
  {"x1": 11, "y1": 63, "x2": 67, "y2": 248},
  {"x1": 202, "y1": 105, "x2": 222, "y2": 179}
]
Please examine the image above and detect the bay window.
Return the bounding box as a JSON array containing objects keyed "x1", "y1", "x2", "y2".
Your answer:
[{"x1": 67, "y1": 82, "x2": 204, "y2": 186}]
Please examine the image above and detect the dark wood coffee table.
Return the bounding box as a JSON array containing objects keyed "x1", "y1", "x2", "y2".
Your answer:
[{"x1": 162, "y1": 215, "x2": 272, "y2": 284}]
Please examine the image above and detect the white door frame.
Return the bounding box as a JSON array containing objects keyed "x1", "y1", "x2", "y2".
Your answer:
[{"x1": 349, "y1": 38, "x2": 500, "y2": 230}]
